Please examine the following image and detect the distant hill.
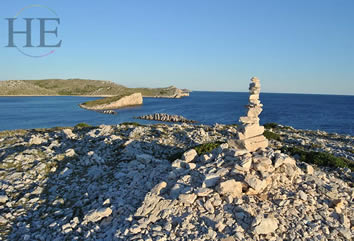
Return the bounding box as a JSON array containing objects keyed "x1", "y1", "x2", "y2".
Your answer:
[{"x1": 0, "y1": 79, "x2": 189, "y2": 98}]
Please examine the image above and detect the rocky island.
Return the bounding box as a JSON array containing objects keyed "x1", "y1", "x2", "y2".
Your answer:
[
  {"x1": 0, "y1": 79, "x2": 189, "y2": 98},
  {"x1": 0, "y1": 79, "x2": 190, "y2": 112},
  {"x1": 80, "y1": 93, "x2": 143, "y2": 111},
  {"x1": 136, "y1": 113, "x2": 197, "y2": 123},
  {"x1": 0, "y1": 78, "x2": 352, "y2": 241}
]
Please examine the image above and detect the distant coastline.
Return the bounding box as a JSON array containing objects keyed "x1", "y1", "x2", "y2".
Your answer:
[{"x1": 0, "y1": 79, "x2": 190, "y2": 98}]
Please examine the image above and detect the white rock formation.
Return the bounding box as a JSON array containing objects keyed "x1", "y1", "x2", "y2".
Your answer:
[
  {"x1": 80, "y1": 92, "x2": 143, "y2": 110},
  {"x1": 229, "y1": 77, "x2": 268, "y2": 152}
]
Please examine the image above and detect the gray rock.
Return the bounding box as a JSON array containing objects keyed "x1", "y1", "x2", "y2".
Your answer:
[
  {"x1": 29, "y1": 135, "x2": 46, "y2": 145},
  {"x1": 204, "y1": 199, "x2": 215, "y2": 213},
  {"x1": 217, "y1": 179, "x2": 243, "y2": 198},
  {"x1": 65, "y1": 148, "x2": 76, "y2": 157},
  {"x1": 60, "y1": 167, "x2": 72, "y2": 177},
  {"x1": 273, "y1": 153, "x2": 296, "y2": 168},
  {"x1": 62, "y1": 129, "x2": 77, "y2": 139},
  {"x1": 84, "y1": 207, "x2": 112, "y2": 223},
  {"x1": 235, "y1": 156, "x2": 252, "y2": 171},
  {"x1": 203, "y1": 173, "x2": 220, "y2": 188},
  {"x1": 0, "y1": 216, "x2": 7, "y2": 224},
  {"x1": 182, "y1": 149, "x2": 198, "y2": 163},
  {"x1": 178, "y1": 193, "x2": 197, "y2": 205},
  {"x1": 252, "y1": 214, "x2": 278, "y2": 234},
  {"x1": 338, "y1": 227, "x2": 351, "y2": 240},
  {"x1": 244, "y1": 175, "x2": 267, "y2": 193},
  {"x1": 298, "y1": 190, "x2": 308, "y2": 201},
  {"x1": 305, "y1": 163, "x2": 314, "y2": 175},
  {"x1": 195, "y1": 188, "x2": 213, "y2": 197},
  {"x1": 0, "y1": 195, "x2": 8, "y2": 204}
]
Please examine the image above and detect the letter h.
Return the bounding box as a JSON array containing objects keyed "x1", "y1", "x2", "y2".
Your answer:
[{"x1": 5, "y1": 18, "x2": 34, "y2": 47}]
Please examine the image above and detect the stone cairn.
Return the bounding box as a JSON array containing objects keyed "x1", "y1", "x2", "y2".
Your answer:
[{"x1": 229, "y1": 77, "x2": 268, "y2": 152}]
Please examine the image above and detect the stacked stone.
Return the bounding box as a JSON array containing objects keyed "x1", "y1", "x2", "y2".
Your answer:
[{"x1": 229, "y1": 77, "x2": 268, "y2": 152}]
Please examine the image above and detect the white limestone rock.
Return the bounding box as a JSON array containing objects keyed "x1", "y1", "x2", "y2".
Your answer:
[
  {"x1": 244, "y1": 175, "x2": 267, "y2": 193},
  {"x1": 179, "y1": 193, "x2": 197, "y2": 205},
  {"x1": 182, "y1": 149, "x2": 198, "y2": 163},
  {"x1": 252, "y1": 214, "x2": 278, "y2": 234},
  {"x1": 84, "y1": 207, "x2": 112, "y2": 223},
  {"x1": 0, "y1": 195, "x2": 8, "y2": 204},
  {"x1": 203, "y1": 173, "x2": 221, "y2": 188},
  {"x1": 217, "y1": 179, "x2": 243, "y2": 198}
]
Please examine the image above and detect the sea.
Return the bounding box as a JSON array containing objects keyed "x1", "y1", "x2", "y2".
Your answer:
[{"x1": 0, "y1": 92, "x2": 353, "y2": 136}]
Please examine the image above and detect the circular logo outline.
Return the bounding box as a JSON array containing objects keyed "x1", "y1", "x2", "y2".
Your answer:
[{"x1": 14, "y1": 5, "x2": 59, "y2": 58}]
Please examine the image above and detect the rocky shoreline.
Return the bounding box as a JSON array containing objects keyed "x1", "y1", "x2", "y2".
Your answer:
[
  {"x1": 0, "y1": 122, "x2": 353, "y2": 240},
  {"x1": 136, "y1": 113, "x2": 197, "y2": 123}
]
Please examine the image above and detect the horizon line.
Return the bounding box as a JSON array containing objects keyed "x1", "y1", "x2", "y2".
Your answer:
[{"x1": 0, "y1": 78, "x2": 353, "y2": 97}]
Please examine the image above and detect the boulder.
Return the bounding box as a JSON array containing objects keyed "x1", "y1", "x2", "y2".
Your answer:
[
  {"x1": 84, "y1": 207, "x2": 112, "y2": 223},
  {"x1": 0, "y1": 195, "x2": 8, "y2": 204},
  {"x1": 217, "y1": 179, "x2": 243, "y2": 198},
  {"x1": 179, "y1": 193, "x2": 197, "y2": 205},
  {"x1": 252, "y1": 214, "x2": 278, "y2": 234},
  {"x1": 203, "y1": 173, "x2": 220, "y2": 188},
  {"x1": 244, "y1": 175, "x2": 267, "y2": 193},
  {"x1": 182, "y1": 149, "x2": 198, "y2": 163}
]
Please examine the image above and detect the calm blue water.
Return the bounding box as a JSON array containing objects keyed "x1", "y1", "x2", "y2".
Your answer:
[{"x1": 0, "y1": 92, "x2": 353, "y2": 135}]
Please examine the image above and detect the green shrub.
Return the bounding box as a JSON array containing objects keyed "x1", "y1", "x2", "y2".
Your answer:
[
  {"x1": 120, "y1": 122, "x2": 144, "y2": 127},
  {"x1": 263, "y1": 130, "x2": 281, "y2": 141},
  {"x1": 281, "y1": 146, "x2": 354, "y2": 171},
  {"x1": 264, "y1": 122, "x2": 278, "y2": 129},
  {"x1": 75, "y1": 122, "x2": 91, "y2": 128},
  {"x1": 194, "y1": 142, "x2": 223, "y2": 155},
  {"x1": 310, "y1": 143, "x2": 322, "y2": 149},
  {"x1": 166, "y1": 142, "x2": 223, "y2": 162}
]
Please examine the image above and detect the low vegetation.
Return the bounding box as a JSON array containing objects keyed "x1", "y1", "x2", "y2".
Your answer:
[
  {"x1": 264, "y1": 122, "x2": 279, "y2": 129},
  {"x1": 131, "y1": 86, "x2": 179, "y2": 97},
  {"x1": 120, "y1": 122, "x2": 144, "y2": 127},
  {"x1": 263, "y1": 130, "x2": 281, "y2": 141},
  {"x1": 194, "y1": 142, "x2": 223, "y2": 155},
  {"x1": 74, "y1": 123, "x2": 92, "y2": 128},
  {"x1": 281, "y1": 146, "x2": 354, "y2": 171},
  {"x1": 0, "y1": 129, "x2": 28, "y2": 137},
  {"x1": 0, "y1": 79, "x2": 185, "y2": 98},
  {"x1": 167, "y1": 141, "x2": 223, "y2": 162}
]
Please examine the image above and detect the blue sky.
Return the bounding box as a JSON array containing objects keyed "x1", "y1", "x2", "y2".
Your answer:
[{"x1": 0, "y1": 0, "x2": 353, "y2": 95}]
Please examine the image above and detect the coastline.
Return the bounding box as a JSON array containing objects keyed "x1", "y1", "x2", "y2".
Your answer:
[{"x1": 0, "y1": 95, "x2": 190, "y2": 98}]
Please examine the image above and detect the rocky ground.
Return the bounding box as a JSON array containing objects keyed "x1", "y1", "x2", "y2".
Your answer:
[
  {"x1": 0, "y1": 123, "x2": 353, "y2": 240},
  {"x1": 265, "y1": 123, "x2": 354, "y2": 162}
]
